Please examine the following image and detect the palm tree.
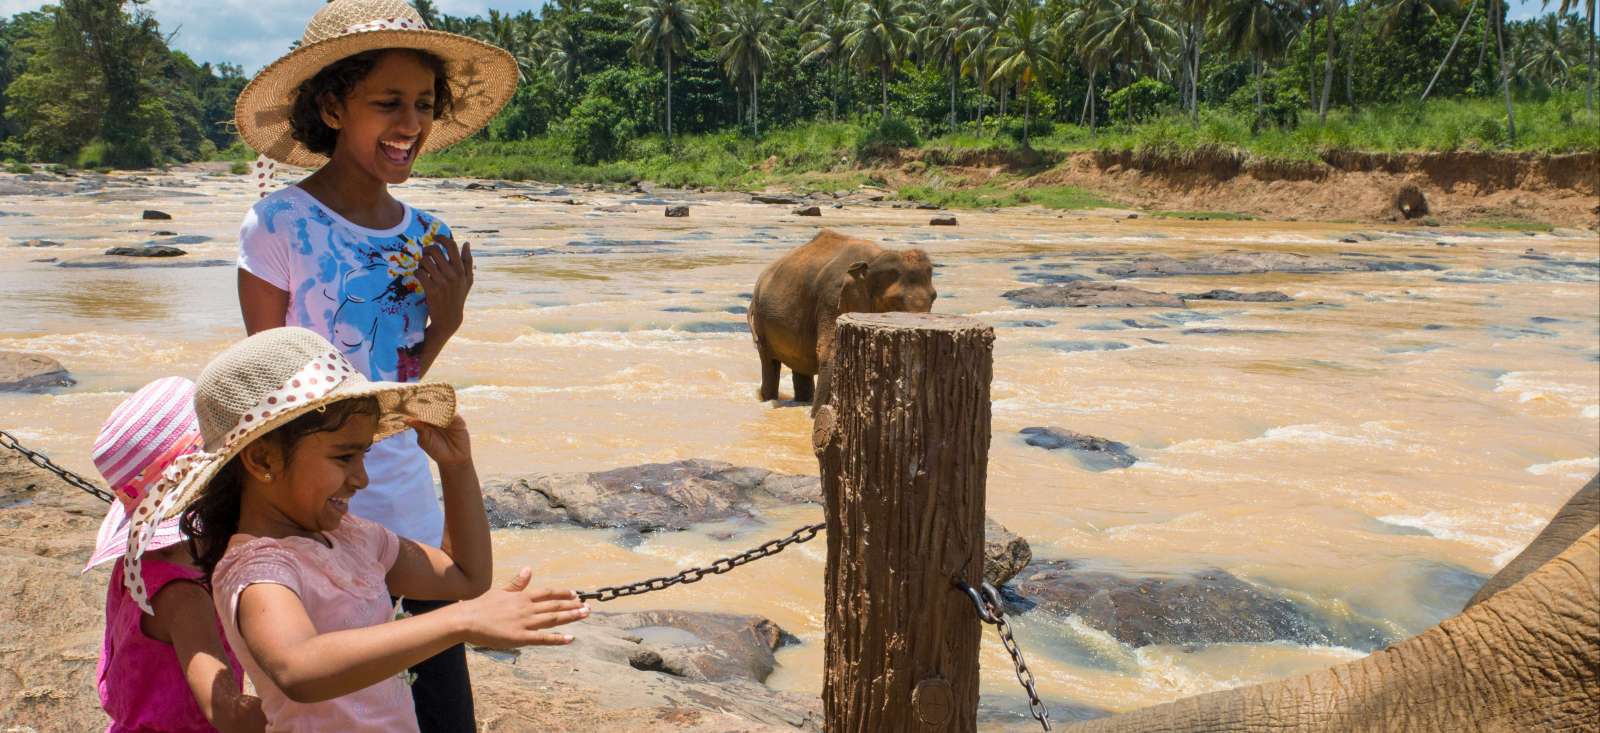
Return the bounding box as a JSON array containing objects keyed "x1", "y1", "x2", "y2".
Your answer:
[
  {"x1": 1543, "y1": 0, "x2": 1596, "y2": 113},
  {"x1": 989, "y1": 0, "x2": 1057, "y2": 146},
  {"x1": 800, "y1": 0, "x2": 853, "y2": 120},
  {"x1": 1062, "y1": 0, "x2": 1112, "y2": 131},
  {"x1": 1176, "y1": 0, "x2": 1219, "y2": 124},
  {"x1": 1211, "y1": 0, "x2": 1294, "y2": 127},
  {"x1": 537, "y1": 16, "x2": 584, "y2": 91},
  {"x1": 847, "y1": 0, "x2": 918, "y2": 117},
  {"x1": 1488, "y1": 0, "x2": 1517, "y2": 143},
  {"x1": 1084, "y1": 0, "x2": 1178, "y2": 84},
  {"x1": 1520, "y1": 12, "x2": 1573, "y2": 87},
  {"x1": 631, "y1": 0, "x2": 701, "y2": 144},
  {"x1": 718, "y1": 0, "x2": 776, "y2": 135},
  {"x1": 412, "y1": 0, "x2": 441, "y2": 27},
  {"x1": 1315, "y1": 0, "x2": 1346, "y2": 121},
  {"x1": 919, "y1": 0, "x2": 971, "y2": 130},
  {"x1": 962, "y1": 0, "x2": 1011, "y2": 131}
]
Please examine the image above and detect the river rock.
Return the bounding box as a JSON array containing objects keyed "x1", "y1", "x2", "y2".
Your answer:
[
  {"x1": 1179, "y1": 289, "x2": 1293, "y2": 302},
  {"x1": 930, "y1": 216, "x2": 959, "y2": 226},
  {"x1": 664, "y1": 204, "x2": 689, "y2": 218},
  {"x1": 1002, "y1": 282, "x2": 1185, "y2": 309},
  {"x1": 984, "y1": 518, "x2": 1031, "y2": 587},
  {"x1": 1100, "y1": 252, "x2": 1442, "y2": 278},
  {"x1": 485, "y1": 460, "x2": 1032, "y2": 585},
  {"x1": 19, "y1": 239, "x2": 63, "y2": 247},
  {"x1": 0, "y1": 351, "x2": 74, "y2": 392},
  {"x1": 592, "y1": 610, "x2": 791, "y2": 683},
  {"x1": 1007, "y1": 560, "x2": 1392, "y2": 650},
  {"x1": 1019, "y1": 427, "x2": 1136, "y2": 470},
  {"x1": 792, "y1": 205, "x2": 821, "y2": 216},
  {"x1": 482, "y1": 460, "x2": 819, "y2": 532},
  {"x1": 140, "y1": 209, "x2": 171, "y2": 220},
  {"x1": 104, "y1": 244, "x2": 185, "y2": 258},
  {"x1": 751, "y1": 194, "x2": 799, "y2": 205}
]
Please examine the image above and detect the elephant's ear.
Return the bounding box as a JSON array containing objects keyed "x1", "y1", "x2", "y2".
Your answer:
[{"x1": 839, "y1": 262, "x2": 871, "y2": 315}]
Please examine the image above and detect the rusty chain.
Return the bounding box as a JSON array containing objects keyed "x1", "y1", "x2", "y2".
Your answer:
[
  {"x1": 957, "y1": 577, "x2": 1053, "y2": 731},
  {"x1": 577, "y1": 521, "x2": 825, "y2": 601},
  {"x1": 0, "y1": 429, "x2": 116, "y2": 504}
]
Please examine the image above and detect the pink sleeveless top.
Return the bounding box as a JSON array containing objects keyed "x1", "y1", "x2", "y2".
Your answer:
[
  {"x1": 99, "y1": 557, "x2": 241, "y2": 733},
  {"x1": 213, "y1": 515, "x2": 418, "y2": 733}
]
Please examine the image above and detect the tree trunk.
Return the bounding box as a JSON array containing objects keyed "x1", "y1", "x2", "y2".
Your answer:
[
  {"x1": 949, "y1": 51, "x2": 958, "y2": 130},
  {"x1": 753, "y1": 68, "x2": 761, "y2": 137},
  {"x1": 1192, "y1": 23, "x2": 1202, "y2": 125},
  {"x1": 1087, "y1": 71, "x2": 1097, "y2": 136},
  {"x1": 831, "y1": 60, "x2": 840, "y2": 122},
  {"x1": 815, "y1": 312, "x2": 993, "y2": 733},
  {"x1": 1253, "y1": 55, "x2": 1264, "y2": 127},
  {"x1": 666, "y1": 51, "x2": 674, "y2": 145},
  {"x1": 1421, "y1": 0, "x2": 1476, "y2": 103},
  {"x1": 1023, "y1": 89, "x2": 1031, "y2": 148},
  {"x1": 881, "y1": 62, "x2": 889, "y2": 118},
  {"x1": 1319, "y1": 1, "x2": 1338, "y2": 122},
  {"x1": 1587, "y1": 3, "x2": 1596, "y2": 114},
  {"x1": 1495, "y1": 10, "x2": 1516, "y2": 144}
]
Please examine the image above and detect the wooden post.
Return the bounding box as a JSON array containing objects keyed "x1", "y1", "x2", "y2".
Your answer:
[{"x1": 814, "y1": 312, "x2": 995, "y2": 732}]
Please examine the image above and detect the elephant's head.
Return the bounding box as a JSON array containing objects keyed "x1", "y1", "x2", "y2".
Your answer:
[{"x1": 845, "y1": 248, "x2": 937, "y2": 314}]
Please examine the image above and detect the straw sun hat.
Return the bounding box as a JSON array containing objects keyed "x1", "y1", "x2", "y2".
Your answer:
[
  {"x1": 122, "y1": 327, "x2": 456, "y2": 613},
  {"x1": 235, "y1": 0, "x2": 519, "y2": 168}
]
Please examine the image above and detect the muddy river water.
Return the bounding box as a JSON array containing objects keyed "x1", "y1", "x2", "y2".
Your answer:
[{"x1": 3, "y1": 167, "x2": 1597, "y2": 719}]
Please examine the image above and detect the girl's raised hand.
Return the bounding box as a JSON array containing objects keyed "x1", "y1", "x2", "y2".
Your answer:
[
  {"x1": 457, "y1": 568, "x2": 588, "y2": 649},
  {"x1": 407, "y1": 415, "x2": 472, "y2": 468},
  {"x1": 415, "y1": 232, "x2": 473, "y2": 337}
]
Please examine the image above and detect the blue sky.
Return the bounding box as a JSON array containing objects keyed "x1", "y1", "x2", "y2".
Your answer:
[{"x1": 0, "y1": 0, "x2": 1565, "y2": 75}]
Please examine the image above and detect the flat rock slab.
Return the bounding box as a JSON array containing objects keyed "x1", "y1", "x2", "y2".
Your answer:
[
  {"x1": 104, "y1": 245, "x2": 185, "y2": 258},
  {"x1": 1179, "y1": 289, "x2": 1293, "y2": 302},
  {"x1": 1007, "y1": 560, "x2": 1392, "y2": 650},
  {"x1": 751, "y1": 194, "x2": 799, "y2": 205},
  {"x1": 1019, "y1": 428, "x2": 1136, "y2": 470},
  {"x1": 485, "y1": 459, "x2": 1033, "y2": 585},
  {"x1": 19, "y1": 239, "x2": 62, "y2": 248},
  {"x1": 590, "y1": 610, "x2": 790, "y2": 683},
  {"x1": 1100, "y1": 252, "x2": 1443, "y2": 278},
  {"x1": 1003, "y1": 282, "x2": 1185, "y2": 309},
  {"x1": 665, "y1": 205, "x2": 689, "y2": 217},
  {"x1": 140, "y1": 209, "x2": 172, "y2": 220},
  {"x1": 0, "y1": 351, "x2": 74, "y2": 392},
  {"x1": 930, "y1": 216, "x2": 959, "y2": 226}
]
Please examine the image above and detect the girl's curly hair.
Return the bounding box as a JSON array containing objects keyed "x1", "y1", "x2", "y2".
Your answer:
[{"x1": 288, "y1": 49, "x2": 456, "y2": 158}]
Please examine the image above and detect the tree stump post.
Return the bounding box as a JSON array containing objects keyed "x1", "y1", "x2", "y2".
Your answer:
[{"x1": 813, "y1": 312, "x2": 995, "y2": 732}]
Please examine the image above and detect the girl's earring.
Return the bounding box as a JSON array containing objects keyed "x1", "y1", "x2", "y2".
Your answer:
[{"x1": 264, "y1": 472, "x2": 273, "y2": 481}]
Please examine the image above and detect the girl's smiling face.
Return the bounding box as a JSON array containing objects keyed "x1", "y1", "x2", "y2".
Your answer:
[
  {"x1": 322, "y1": 50, "x2": 438, "y2": 184},
  {"x1": 263, "y1": 410, "x2": 378, "y2": 534}
]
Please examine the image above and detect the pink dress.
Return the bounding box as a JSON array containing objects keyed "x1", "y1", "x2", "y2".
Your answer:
[
  {"x1": 99, "y1": 557, "x2": 242, "y2": 733},
  {"x1": 212, "y1": 515, "x2": 419, "y2": 733}
]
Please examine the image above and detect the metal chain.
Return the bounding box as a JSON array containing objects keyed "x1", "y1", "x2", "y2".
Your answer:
[
  {"x1": 0, "y1": 429, "x2": 116, "y2": 504},
  {"x1": 956, "y1": 577, "x2": 1052, "y2": 731},
  {"x1": 577, "y1": 521, "x2": 825, "y2": 602}
]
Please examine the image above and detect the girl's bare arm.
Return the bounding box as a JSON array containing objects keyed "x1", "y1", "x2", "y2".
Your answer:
[
  {"x1": 238, "y1": 271, "x2": 289, "y2": 335},
  {"x1": 236, "y1": 573, "x2": 585, "y2": 703},
  {"x1": 412, "y1": 233, "x2": 473, "y2": 377},
  {"x1": 385, "y1": 417, "x2": 492, "y2": 600},
  {"x1": 148, "y1": 581, "x2": 267, "y2": 733}
]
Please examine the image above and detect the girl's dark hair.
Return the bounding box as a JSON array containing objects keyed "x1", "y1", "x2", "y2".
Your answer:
[
  {"x1": 288, "y1": 48, "x2": 456, "y2": 158},
  {"x1": 181, "y1": 396, "x2": 381, "y2": 581}
]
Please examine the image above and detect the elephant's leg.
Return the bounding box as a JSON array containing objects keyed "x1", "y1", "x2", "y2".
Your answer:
[
  {"x1": 812, "y1": 362, "x2": 832, "y2": 416},
  {"x1": 758, "y1": 352, "x2": 781, "y2": 402},
  {"x1": 793, "y1": 372, "x2": 815, "y2": 403}
]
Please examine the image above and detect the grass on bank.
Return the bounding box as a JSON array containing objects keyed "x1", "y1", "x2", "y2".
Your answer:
[
  {"x1": 201, "y1": 95, "x2": 1600, "y2": 212},
  {"x1": 1467, "y1": 216, "x2": 1556, "y2": 231}
]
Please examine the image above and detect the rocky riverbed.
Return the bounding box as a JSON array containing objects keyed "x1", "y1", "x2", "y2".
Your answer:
[{"x1": 2, "y1": 164, "x2": 1596, "y2": 729}]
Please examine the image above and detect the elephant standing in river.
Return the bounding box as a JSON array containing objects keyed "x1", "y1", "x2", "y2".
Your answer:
[
  {"x1": 748, "y1": 230, "x2": 936, "y2": 411},
  {"x1": 1059, "y1": 475, "x2": 1599, "y2": 732}
]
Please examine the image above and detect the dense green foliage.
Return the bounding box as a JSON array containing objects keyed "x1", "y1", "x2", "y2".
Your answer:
[
  {"x1": 0, "y1": 1, "x2": 245, "y2": 166},
  {"x1": 1, "y1": 0, "x2": 1593, "y2": 172}
]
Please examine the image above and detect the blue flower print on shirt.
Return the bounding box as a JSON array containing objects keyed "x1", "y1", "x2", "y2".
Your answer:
[{"x1": 328, "y1": 214, "x2": 444, "y2": 383}]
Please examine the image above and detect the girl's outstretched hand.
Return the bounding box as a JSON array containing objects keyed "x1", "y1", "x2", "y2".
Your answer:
[
  {"x1": 408, "y1": 415, "x2": 472, "y2": 468},
  {"x1": 415, "y1": 232, "x2": 473, "y2": 337},
  {"x1": 458, "y1": 568, "x2": 588, "y2": 649}
]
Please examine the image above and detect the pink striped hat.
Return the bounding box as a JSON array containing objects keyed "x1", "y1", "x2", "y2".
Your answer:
[{"x1": 83, "y1": 377, "x2": 204, "y2": 572}]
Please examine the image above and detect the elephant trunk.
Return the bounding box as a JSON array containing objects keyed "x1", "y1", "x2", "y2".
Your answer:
[{"x1": 1062, "y1": 528, "x2": 1600, "y2": 732}]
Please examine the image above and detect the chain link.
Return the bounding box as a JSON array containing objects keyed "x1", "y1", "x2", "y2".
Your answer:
[
  {"x1": 957, "y1": 577, "x2": 1052, "y2": 731},
  {"x1": 0, "y1": 429, "x2": 116, "y2": 504},
  {"x1": 577, "y1": 522, "x2": 824, "y2": 602}
]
